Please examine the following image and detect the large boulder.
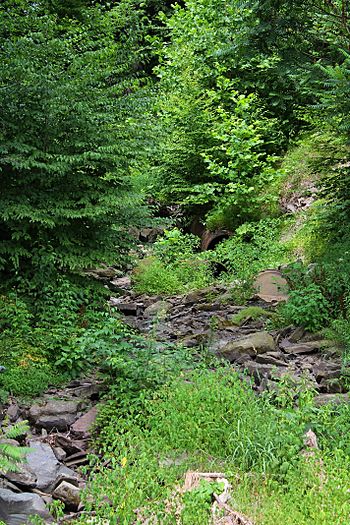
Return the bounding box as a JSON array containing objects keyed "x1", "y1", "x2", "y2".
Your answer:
[
  {"x1": 219, "y1": 332, "x2": 276, "y2": 361},
  {"x1": 28, "y1": 399, "x2": 83, "y2": 431},
  {"x1": 0, "y1": 488, "x2": 52, "y2": 525},
  {"x1": 6, "y1": 441, "x2": 78, "y2": 493}
]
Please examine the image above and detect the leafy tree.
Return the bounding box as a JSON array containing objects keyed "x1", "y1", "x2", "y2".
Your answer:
[{"x1": 0, "y1": 0, "x2": 151, "y2": 283}]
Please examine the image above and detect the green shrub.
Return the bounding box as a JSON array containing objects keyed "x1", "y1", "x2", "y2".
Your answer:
[
  {"x1": 132, "y1": 229, "x2": 213, "y2": 295},
  {"x1": 154, "y1": 228, "x2": 201, "y2": 264},
  {"x1": 215, "y1": 217, "x2": 292, "y2": 283},
  {"x1": 279, "y1": 283, "x2": 331, "y2": 332},
  {"x1": 133, "y1": 257, "x2": 184, "y2": 295}
]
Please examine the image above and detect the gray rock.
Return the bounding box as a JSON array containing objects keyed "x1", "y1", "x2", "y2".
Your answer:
[
  {"x1": 109, "y1": 298, "x2": 140, "y2": 315},
  {"x1": 6, "y1": 403, "x2": 19, "y2": 423},
  {"x1": 109, "y1": 276, "x2": 131, "y2": 291},
  {"x1": 53, "y1": 481, "x2": 81, "y2": 509},
  {"x1": 70, "y1": 406, "x2": 98, "y2": 439},
  {"x1": 289, "y1": 327, "x2": 304, "y2": 343},
  {"x1": 144, "y1": 301, "x2": 171, "y2": 318},
  {"x1": 29, "y1": 399, "x2": 82, "y2": 431},
  {"x1": 85, "y1": 265, "x2": 118, "y2": 281},
  {"x1": 25, "y1": 441, "x2": 77, "y2": 492},
  {"x1": 256, "y1": 352, "x2": 288, "y2": 366},
  {"x1": 53, "y1": 446, "x2": 67, "y2": 462},
  {"x1": 0, "y1": 488, "x2": 52, "y2": 524},
  {"x1": 280, "y1": 341, "x2": 319, "y2": 355},
  {"x1": 219, "y1": 332, "x2": 276, "y2": 361},
  {"x1": 313, "y1": 362, "x2": 342, "y2": 382},
  {"x1": 318, "y1": 378, "x2": 344, "y2": 394},
  {"x1": 5, "y1": 468, "x2": 37, "y2": 490},
  {"x1": 243, "y1": 362, "x2": 274, "y2": 383}
]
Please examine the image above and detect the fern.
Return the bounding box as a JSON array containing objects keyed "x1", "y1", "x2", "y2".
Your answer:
[{"x1": 0, "y1": 420, "x2": 31, "y2": 474}]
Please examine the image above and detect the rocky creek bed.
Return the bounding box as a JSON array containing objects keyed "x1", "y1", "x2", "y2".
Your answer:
[
  {"x1": 0, "y1": 274, "x2": 349, "y2": 524},
  {"x1": 0, "y1": 379, "x2": 102, "y2": 524}
]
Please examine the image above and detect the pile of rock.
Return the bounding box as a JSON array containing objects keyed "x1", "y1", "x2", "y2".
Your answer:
[
  {"x1": 109, "y1": 283, "x2": 347, "y2": 402},
  {"x1": 0, "y1": 379, "x2": 102, "y2": 524}
]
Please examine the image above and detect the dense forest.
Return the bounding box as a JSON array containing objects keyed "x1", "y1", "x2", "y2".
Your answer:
[{"x1": 1, "y1": 1, "x2": 350, "y2": 523}]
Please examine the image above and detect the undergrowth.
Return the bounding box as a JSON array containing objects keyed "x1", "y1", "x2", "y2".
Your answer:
[{"x1": 78, "y1": 366, "x2": 350, "y2": 525}]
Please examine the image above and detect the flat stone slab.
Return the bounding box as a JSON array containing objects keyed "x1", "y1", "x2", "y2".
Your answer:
[{"x1": 219, "y1": 331, "x2": 276, "y2": 361}]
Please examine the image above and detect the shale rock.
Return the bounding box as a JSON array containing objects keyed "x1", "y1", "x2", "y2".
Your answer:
[
  {"x1": 314, "y1": 393, "x2": 350, "y2": 406},
  {"x1": 70, "y1": 406, "x2": 98, "y2": 439},
  {"x1": 219, "y1": 331, "x2": 276, "y2": 361},
  {"x1": 0, "y1": 488, "x2": 52, "y2": 525},
  {"x1": 7, "y1": 441, "x2": 78, "y2": 493},
  {"x1": 144, "y1": 301, "x2": 172, "y2": 318},
  {"x1": 53, "y1": 481, "x2": 81, "y2": 510},
  {"x1": 29, "y1": 399, "x2": 83, "y2": 431}
]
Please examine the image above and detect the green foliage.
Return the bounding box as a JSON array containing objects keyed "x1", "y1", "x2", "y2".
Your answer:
[
  {"x1": 0, "y1": 0, "x2": 150, "y2": 280},
  {"x1": 231, "y1": 306, "x2": 274, "y2": 326},
  {"x1": 133, "y1": 229, "x2": 213, "y2": 295},
  {"x1": 0, "y1": 420, "x2": 30, "y2": 474},
  {"x1": 181, "y1": 480, "x2": 224, "y2": 524},
  {"x1": 215, "y1": 217, "x2": 292, "y2": 283},
  {"x1": 280, "y1": 283, "x2": 331, "y2": 332},
  {"x1": 80, "y1": 365, "x2": 350, "y2": 523},
  {"x1": 0, "y1": 276, "x2": 110, "y2": 393},
  {"x1": 235, "y1": 451, "x2": 350, "y2": 525},
  {"x1": 154, "y1": 228, "x2": 200, "y2": 264}
]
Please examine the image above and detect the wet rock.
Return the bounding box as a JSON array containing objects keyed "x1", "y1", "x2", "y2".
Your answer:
[
  {"x1": 29, "y1": 399, "x2": 82, "y2": 431},
  {"x1": 53, "y1": 481, "x2": 81, "y2": 510},
  {"x1": 0, "y1": 488, "x2": 52, "y2": 524},
  {"x1": 219, "y1": 332, "x2": 276, "y2": 361},
  {"x1": 70, "y1": 406, "x2": 98, "y2": 439}
]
